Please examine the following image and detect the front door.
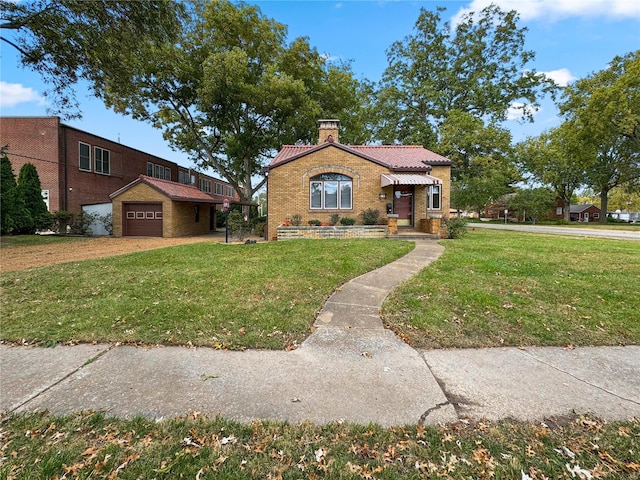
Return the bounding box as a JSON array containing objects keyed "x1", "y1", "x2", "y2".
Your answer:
[{"x1": 394, "y1": 186, "x2": 413, "y2": 226}]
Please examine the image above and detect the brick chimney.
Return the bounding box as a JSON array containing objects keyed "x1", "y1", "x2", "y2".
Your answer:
[{"x1": 317, "y1": 119, "x2": 340, "y2": 144}]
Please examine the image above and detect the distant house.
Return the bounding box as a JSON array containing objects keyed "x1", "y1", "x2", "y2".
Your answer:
[
  {"x1": 483, "y1": 194, "x2": 516, "y2": 220},
  {"x1": 570, "y1": 204, "x2": 601, "y2": 222},
  {"x1": 264, "y1": 120, "x2": 453, "y2": 240}
]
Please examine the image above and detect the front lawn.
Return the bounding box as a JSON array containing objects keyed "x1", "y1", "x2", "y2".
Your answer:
[
  {"x1": 383, "y1": 229, "x2": 640, "y2": 348},
  {"x1": 0, "y1": 239, "x2": 413, "y2": 349}
]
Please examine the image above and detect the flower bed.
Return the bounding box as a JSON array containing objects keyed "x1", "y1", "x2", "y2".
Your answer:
[{"x1": 277, "y1": 225, "x2": 387, "y2": 240}]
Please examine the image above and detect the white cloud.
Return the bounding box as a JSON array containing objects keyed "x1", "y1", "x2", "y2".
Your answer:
[
  {"x1": 506, "y1": 102, "x2": 540, "y2": 121},
  {"x1": 0, "y1": 81, "x2": 46, "y2": 107},
  {"x1": 454, "y1": 0, "x2": 639, "y2": 22},
  {"x1": 540, "y1": 68, "x2": 577, "y2": 86}
]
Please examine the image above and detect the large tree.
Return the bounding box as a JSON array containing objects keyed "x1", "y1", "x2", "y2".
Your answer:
[
  {"x1": 559, "y1": 51, "x2": 640, "y2": 222},
  {"x1": 374, "y1": 4, "x2": 556, "y2": 147},
  {"x1": 0, "y1": 0, "x2": 181, "y2": 118},
  {"x1": 508, "y1": 187, "x2": 555, "y2": 224},
  {"x1": 439, "y1": 111, "x2": 519, "y2": 213},
  {"x1": 517, "y1": 124, "x2": 587, "y2": 221},
  {"x1": 98, "y1": 0, "x2": 365, "y2": 203}
]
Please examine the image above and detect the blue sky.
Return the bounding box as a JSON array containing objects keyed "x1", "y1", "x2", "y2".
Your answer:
[{"x1": 1, "y1": 0, "x2": 639, "y2": 175}]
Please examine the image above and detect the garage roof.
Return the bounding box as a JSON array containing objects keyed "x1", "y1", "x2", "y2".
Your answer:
[{"x1": 110, "y1": 175, "x2": 218, "y2": 203}]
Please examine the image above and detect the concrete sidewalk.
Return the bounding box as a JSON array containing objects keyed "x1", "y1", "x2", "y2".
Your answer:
[{"x1": 2, "y1": 240, "x2": 639, "y2": 426}]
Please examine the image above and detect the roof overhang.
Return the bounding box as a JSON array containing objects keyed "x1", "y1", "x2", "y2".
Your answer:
[{"x1": 381, "y1": 173, "x2": 442, "y2": 187}]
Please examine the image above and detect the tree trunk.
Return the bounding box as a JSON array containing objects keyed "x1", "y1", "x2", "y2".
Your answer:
[
  {"x1": 563, "y1": 195, "x2": 571, "y2": 222},
  {"x1": 600, "y1": 189, "x2": 609, "y2": 224}
]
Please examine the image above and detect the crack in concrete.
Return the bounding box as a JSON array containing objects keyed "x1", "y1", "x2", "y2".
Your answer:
[
  {"x1": 418, "y1": 353, "x2": 479, "y2": 423},
  {"x1": 4, "y1": 344, "x2": 115, "y2": 417},
  {"x1": 520, "y1": 349, "x2": 640, "y2": 406},
  {"x1": 418, "y1": 400, "x2": 450, "y2": 425}
]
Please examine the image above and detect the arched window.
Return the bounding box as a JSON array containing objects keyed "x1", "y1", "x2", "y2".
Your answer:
[{"x1": 310, "y1": 173, "x2": 352, "y2": 210}]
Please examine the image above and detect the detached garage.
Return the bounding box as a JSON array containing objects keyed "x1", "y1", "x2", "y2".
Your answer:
[{"x1": 110, "y1": 175, "x2": 219, "y2": 237}]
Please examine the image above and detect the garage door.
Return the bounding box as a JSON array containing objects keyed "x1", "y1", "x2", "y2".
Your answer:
[{"x1": 123, "y1": 203, "x2": 163, "y2": 236}]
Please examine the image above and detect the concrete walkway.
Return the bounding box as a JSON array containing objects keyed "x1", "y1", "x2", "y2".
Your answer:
[{"x1": 2, "y1": 241, "x2": 639, "y2": 426}]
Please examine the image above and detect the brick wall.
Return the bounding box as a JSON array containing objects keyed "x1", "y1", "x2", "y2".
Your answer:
[
  {"x1": 277, "y1": 225, "x2": 387, "y2": 240},
  {"x1": 170, "y1": 201, "x2": 212, "y2": 237},
  {"x1": 267, "y1": 147, "x2": 390, "y2": 239},
  {"x1": 0, "y1": 117, "x2": 62, "y2": 211},
  {"x1": 111, "y1": 182, "x2": 212, "y2": 237},
  {"x1": 266, "y1": 146, "x2": 451, "y2": 240},
  {"x1": 61, "y1": 126, "x2": 178, "y2": 213},
  {"x1": 1, "y1": 117, "x2": 237, "y2": 214}
]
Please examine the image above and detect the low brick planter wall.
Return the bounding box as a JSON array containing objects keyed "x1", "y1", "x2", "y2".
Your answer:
[{"x1": 277, "y1": 225, "x2": 387, "y2": 240}]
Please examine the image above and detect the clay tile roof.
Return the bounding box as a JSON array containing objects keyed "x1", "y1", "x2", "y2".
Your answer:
[
  {"x1": 110, "y1": 175, "x2": 217, "y2": 203},
  {"x1": 269, "y1": 142, "x2": 451, "y2": 171}
]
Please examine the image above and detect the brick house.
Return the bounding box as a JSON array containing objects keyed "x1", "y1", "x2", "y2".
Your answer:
[
  {"x1": 264, "y1": 120, "x2": 452, "y2": 240},
  {"x1": 570, "y1": 204, "x2": 601, "y2": 222},
  {"x1": 547, "y1": 199, "x2": 601, "y2": 222},
  {"x1": 110, "y1": 175, "x2": 219, "y2": 237},
  {"x1": 0, "y1": 117, "x2": 238, "y2": 219}
]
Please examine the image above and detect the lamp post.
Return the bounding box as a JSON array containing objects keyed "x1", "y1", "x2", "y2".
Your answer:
[{"x1": 223, "y1": 198, "x2": 230, "y2": 243}]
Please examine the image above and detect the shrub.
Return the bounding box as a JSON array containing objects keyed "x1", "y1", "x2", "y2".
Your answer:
[
  {"x1": 359, "y1": 208, "x2": 380, "y2": 225},
  {"x1": 340, "y1": 217, "x2": 356, "y2": 226},
  {"x1": 253, "y1": 220, "x2": 266, "y2": 237},
  {"x1": 329, "y1": 213, "x2": 340, "y2": 226},
  {"x1": 308, "y1": 219, "x2": 321, "y2": 226},
  {"x1": 442, "y1": 217, "x2": 467, "y2": 239},
  {"x1": 290, "y1": 214, "x2": 302, "y2": 226},
  {"x1": 99, "y1": 213, "x2": 113, "y2": 235},
  {"x1": 69, "y1": 211, "x2": 97, "y2": 235},
  {"x1": 227, "y1": 209, "x2": 250, "y2": 240},
  {"x1": 52, "y1": 210, "x2": 75, "y2": 234}
]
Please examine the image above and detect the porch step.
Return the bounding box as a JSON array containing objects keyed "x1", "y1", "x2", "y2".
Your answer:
[{"x1": 386, "y1": 232, "x2": 439, "y2": 240}]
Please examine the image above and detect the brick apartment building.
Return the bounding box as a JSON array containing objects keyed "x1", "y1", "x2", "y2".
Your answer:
[{"x1": 0, "y1": 116, "x2": 239, "y2": 220}]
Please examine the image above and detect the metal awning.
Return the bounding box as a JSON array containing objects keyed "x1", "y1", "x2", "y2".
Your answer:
[{"x1": 381, "y1": 173, "x2": 442, "y2": 187}]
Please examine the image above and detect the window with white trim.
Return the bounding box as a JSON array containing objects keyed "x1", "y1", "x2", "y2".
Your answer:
[
  {"x1": 427, "y1": 185, "x2": 441, "y2": 210},
  {"x1": 79, "y1": 142, "x2": 91, "y2": 171},
  {"x1": 215, "y1": 183, "x2": 224, "y2": 195},
  {"x1": 164, "y1": 167, "x2": 171, "y2": 181},
  {"x1": 226, "y1": 186, "x2": 234, "y2": 197},
  {"x1": 94, "y1": 147, "x2": 110, "y2": 174},
  {"x1": 147, "y1": 162, "x2": 154, "y2": 177},
  {"x1": 310, "y1": 173, "x2": 352, "y2": 210},
  {"x1": 199, "y1": 178, "x2": 211, "y2": 193}
]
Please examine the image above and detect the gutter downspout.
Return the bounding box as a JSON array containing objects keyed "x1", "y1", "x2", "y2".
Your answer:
[{"x1": 63, "y1": 123, "x2": 68, "y2": 211}]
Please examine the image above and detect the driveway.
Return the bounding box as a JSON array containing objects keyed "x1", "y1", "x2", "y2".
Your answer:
[{"x1": 0, "y1": 234, "x2": 229, "y2": 272}]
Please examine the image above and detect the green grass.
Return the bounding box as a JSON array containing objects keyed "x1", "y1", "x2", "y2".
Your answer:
[
  {"x1": 469, "y1": 219, "x2": 640, "y2": 230},
  {"x1": 1, "y1": 411, "x2": 637, "y2": 479},
  {"x1": 1, "y1": 239, "x2": 413, "y2": 349},
  {"x1": 0, "y1": 234, "x2": 86, "y2": 249},
  {"x1": 383, "y1": 229, "x2": 640, "y2": 348}
]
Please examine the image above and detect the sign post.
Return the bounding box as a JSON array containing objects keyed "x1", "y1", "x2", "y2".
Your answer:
[{"x1": 223, "y1": 198, "x2": 230, "y2": 243}]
